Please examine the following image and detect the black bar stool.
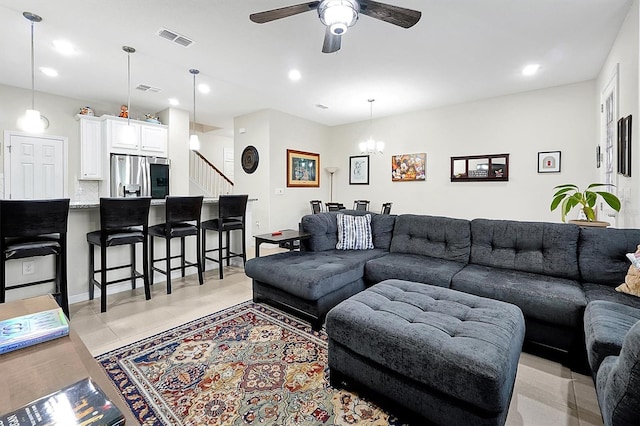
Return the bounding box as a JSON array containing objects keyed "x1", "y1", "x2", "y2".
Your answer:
[
  {"x1": 87, "y1": 197, "x2": 151, "y2": 313},
  {"x1": 202, "y1": 195, "x2": 248, "y2": 279},
  {"x1": 149, "y1": 196, "x2": 204, "y2": 294},
  {"x1": 0, "y1": 199, "x2": 70, "y2": 317}
]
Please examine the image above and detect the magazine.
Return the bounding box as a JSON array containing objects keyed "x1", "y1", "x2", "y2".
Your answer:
[
  {"x1": 0, "y1": 308, "x2": 69, "y2": 355},
  {"x1": 0, "y1": 377, "x2": 125, "y2": 426}
]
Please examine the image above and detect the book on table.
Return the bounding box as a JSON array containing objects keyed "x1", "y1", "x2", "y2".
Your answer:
[
  {"x1": 0, "y1": 307, "x2": 69, "y2": 355},
  {"x1": 0, "y1": 377, "x2": 125, "y2": 426}
]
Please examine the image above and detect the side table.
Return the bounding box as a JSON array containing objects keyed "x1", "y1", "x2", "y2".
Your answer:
[{"x1": 254, "y1": 229, "x2": 312, "y2": 257}]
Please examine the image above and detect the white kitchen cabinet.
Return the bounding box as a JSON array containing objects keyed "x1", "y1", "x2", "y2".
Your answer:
[
  {"x1": 105, "y1": 117, "x2": 140, "y2": 153},
  {"x1": 140, "y1": 125, "x2": 167, "y2": 155},
  {"x1": 104, "y1": 116, "x2": 167, "y2": 157},
  {"x1": 77, "y1": 115, "x2": 103, "y2": 180}
]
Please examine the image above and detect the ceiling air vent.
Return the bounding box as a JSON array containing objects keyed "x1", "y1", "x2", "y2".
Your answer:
[
  {"x1": 136, "y1": 84, "x2": 162, "y2": 93},
  {"x1": 157, "y1": 27, "x2": 194, "y2": 48}
]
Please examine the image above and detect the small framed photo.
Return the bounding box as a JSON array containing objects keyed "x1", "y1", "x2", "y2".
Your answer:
[
  {"x1": 618, "y1": 115, "x2": 632, "y2": 177},
  {"x1": 349, "y1": 155, "x2": 369, "y2": 185},
  {"x1": 287, "y1": 149, "x2": 319, "y2": 187},
  {"x1": 538, "y1": 151, "x2": 561, "y2": 173}
]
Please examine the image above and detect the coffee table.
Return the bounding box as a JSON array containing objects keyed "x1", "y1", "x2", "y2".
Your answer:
[
  {"x1": 0, "y1": 295, "x2": 136, "y2": 424},
  {"x1": 254, "y1": 229, "x2": 312, "y2": 257}
]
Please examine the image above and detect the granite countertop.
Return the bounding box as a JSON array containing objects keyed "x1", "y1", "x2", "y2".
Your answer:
[{"x1": 69, "y1": 197, "x2": 227, "y2": 209}]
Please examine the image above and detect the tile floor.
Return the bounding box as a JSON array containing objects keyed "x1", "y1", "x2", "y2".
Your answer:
[{"x1": 69, "y1": 248, "x2": 603, "y2": 426}]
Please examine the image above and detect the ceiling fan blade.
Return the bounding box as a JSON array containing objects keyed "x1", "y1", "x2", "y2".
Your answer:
[
  {"x1": 250, "y1": 1, "x2": 320, "y2": 23},
  {"x1": 322, "y1": 27, "x2": 342, "y2": 53},
  {"x1": 359, "y1": 0, "x2": 422, "y2": 28}
]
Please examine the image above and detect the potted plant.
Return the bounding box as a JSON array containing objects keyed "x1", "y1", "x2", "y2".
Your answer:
[{"x1": 550, "y1": 183, "x2": 621, "y2": 223}]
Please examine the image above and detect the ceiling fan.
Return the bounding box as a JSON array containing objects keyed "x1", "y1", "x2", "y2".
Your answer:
[{"x1": 250, "y1": 0, "x2": 421, "y2": 53}]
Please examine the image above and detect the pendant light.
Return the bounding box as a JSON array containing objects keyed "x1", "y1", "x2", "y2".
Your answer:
[
  {"x1": 21, "y1": 12, "x2": 47, "y2": 133},
  {"x1": 122, "y1": 46, "x2": 136, "y2": 145},
  {"x1": 359, "y1": 99, "x2": 384, "y2": 154},
  {"x1": 189, "y1": 68, "x2": 201, "y2": 151}
]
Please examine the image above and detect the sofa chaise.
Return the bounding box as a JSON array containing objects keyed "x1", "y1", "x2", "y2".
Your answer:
[{"x1": 244, "y1": 210, "x2": 640, "y2": 425}]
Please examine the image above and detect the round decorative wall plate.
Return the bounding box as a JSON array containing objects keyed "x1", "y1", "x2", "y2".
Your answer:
[{"x1": 241, "y1": 145, "x2": 259, "y2": 174}]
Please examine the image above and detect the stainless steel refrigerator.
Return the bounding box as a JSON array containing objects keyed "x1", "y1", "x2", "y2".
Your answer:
[{"x1": 110, "y1": 154, "x2": 170, "y2": 198}]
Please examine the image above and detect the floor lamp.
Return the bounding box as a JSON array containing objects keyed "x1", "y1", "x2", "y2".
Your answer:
[{"x1": 325, "y1": 167, "x2": 338, "y2": 202}]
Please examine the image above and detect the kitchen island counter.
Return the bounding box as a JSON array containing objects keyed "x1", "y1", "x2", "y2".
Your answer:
[{"x1": 5, "y1": 197, "x2": 254, "y2": 309}]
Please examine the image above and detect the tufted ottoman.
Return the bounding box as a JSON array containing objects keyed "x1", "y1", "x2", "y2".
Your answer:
[{"x1": 326, "y1": 279, "x2": 525, "y2": 426}]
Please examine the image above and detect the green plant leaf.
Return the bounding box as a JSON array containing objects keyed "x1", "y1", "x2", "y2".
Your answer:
[
  {"x1": 587, "y1": 183, "x2": 613, "y2": 189},
  {"x1": 554, "y1": 184, "x2": 579, "y2": 190},
  {"x1": 553, "y1": 187, "x2": 575, "y2": 198},
  {"x1": 597, "y1": 191, "x2": 622, "y2": 211},
  {"x1": 550, "y1": 194, "x2": 566, "y2": 211},
  {"x1": 585, "y1": 191, "x2": 597, "y2": 207},
  {"x1": 560, "y1": 198, "x2": 569, "y2": 222}
]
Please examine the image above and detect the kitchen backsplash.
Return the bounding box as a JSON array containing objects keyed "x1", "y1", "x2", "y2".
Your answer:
[{"x1": 74, "y1": 180, "x2": 100, "y2": 202}]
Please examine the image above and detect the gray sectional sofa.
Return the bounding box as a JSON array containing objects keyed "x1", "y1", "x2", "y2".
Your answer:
[{"x1": 244, "y1": 210, "x2": 640, "y2": 425}]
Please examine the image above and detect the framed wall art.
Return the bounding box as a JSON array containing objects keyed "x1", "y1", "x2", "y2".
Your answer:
[
  {"x1": 618, "y1": 115, "x2": 632, "y2": 177},
  {"x1": 286, "y1": 149, "x2": 319, "y2": 187},
  {"x1": 538, "y1": 151, "x2": 561, "y2": 173},
  {"x1": 392, "y1": 153, "x2": 426, "y2": 181},
  {"x1": 349, "y1": 155, "x2": 369, "y2": 185}
]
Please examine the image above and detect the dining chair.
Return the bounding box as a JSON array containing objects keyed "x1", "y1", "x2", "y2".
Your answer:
[
  {"x1": 381, "y1": 202, "x2": 393, "y2": 215},
  {"x1": 353, "y1": 200, "x2": 370, "y2": 211},
  {"x1": 326, "y1": 202, "x2": 343, "y2": 211},
  {"x1": 310, "y1": 200, "x2": 323, "y2": 214}
]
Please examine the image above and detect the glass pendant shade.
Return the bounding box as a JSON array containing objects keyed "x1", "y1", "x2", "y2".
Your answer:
[
  {"x1": 22, "y1": 109, "x2": 44, "y2": 133},
  {"x1": 189, "y1": 134, "x2": 201, "y2": 150}
]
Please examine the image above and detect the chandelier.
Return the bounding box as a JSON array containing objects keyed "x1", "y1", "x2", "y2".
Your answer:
[{"x1": 359, "y1": 99, "x2": 384, "y2": 154}]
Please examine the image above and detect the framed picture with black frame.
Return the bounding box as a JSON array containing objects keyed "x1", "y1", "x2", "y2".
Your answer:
[
  {"x1": 618, "y1": 115, "x2": 632, "y2": 177},
  {"x1": 537, "y1": 151, "x2": 561, "y2": 173},
  {"x1": 349, "y1": 155, "x2": 369, "y2": 185}
]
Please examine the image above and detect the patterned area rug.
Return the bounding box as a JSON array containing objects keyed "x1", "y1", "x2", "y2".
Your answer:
[{"x1": 96, "y1": 302, "x2": 404, "y2": 425}]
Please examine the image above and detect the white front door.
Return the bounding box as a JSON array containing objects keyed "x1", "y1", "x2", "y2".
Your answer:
[{"x1": 4, "y1": 131, "x2": 67, "y2": 199}]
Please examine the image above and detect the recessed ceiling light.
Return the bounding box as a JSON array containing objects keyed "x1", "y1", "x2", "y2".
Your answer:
[
  {"x1": 522, "y1": 64, "x2": 540, "y2": 76},
  {"x1": 52, "y1": 40, "x2": 76, "y2": 55},
  {"x1": 288, "y1": 69, "x2": 301, "y2": 81},
  {"x1": 198, "y1": 84, "x2": 210, "y2": 94},
  {"x1": 168, "y1": 98, "x2": 180, "y2": 106},
  {"x1": 40, "y1": 67, "x2": 58, "y2": 77}
]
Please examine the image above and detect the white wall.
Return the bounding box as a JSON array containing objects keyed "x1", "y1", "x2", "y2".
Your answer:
[
  {"x1": 329, "y1": 81, "x2": 597, "y2": 222},
  {"x1": 234, "y1": 110, "x2": 272, "y2": 237},
  {"x1": 234, "y1": 110, "x2": 331, "y2": 236},
  {"x1": 158, "y1": 107, "x2": 190, "y2": 195},
  {"x1": 0, "y1": 83, "x2": 120, "y2": 198},
  {"x1": 597, "y1": 0, "x2": 639, "y2": 228},
  {"x1": 198, "y1": 132, "x2": 233, "y2": 173}
]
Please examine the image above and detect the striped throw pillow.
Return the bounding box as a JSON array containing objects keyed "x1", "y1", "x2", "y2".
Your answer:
[{"x1": 336, "y1": 213, "x2": 374, "y2": 250}]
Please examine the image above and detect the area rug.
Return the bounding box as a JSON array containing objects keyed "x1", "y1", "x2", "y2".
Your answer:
[{"x1": 96, "y1": 301, "x2": 405, "y2": 425}]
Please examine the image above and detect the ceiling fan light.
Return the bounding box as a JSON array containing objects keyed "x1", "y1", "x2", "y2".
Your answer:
[
  {"x1": 330, "y1": 22, "x2": 348, "y2": 35},
  {"x1": 320, "y1": 1, "x2": 358, "y2": 33}
]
